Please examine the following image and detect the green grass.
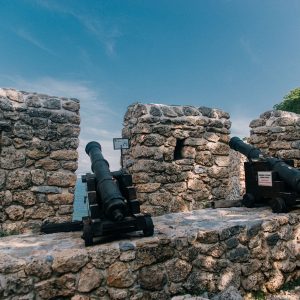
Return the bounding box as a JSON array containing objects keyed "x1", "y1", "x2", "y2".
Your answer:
[
  {"x1": 251, "y1": 290, "x2": 266, "y2": 300},
  {"x1": 281, "y1": 277, "x2": 300, "y2": 291}
]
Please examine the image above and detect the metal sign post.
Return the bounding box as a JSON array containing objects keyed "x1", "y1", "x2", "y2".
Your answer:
[{"x1": 113, "y1": 138, "x2": 130, "y2": 169}]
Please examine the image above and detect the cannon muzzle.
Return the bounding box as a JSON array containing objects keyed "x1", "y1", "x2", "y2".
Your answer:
[
  {"x1": 229, "y1": 136, "x2": 262, "y2": 160},
  {"x1": 85, "y1": 141, "x2": 126, "y2": 221}
]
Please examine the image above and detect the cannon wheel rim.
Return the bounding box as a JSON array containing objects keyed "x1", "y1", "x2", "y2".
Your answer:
[
  {"x1": 83, "y1": 222, "x2": 94, "y2": 246},
  {"x1": 143, "y1": 216, "x2": 154, "y2": 237},
  {"x1": 242, "y1": 193, "x2": 255, "y2": 208},
  {"x1": 271, "y1": 197, "x2": 287, "y2": 213}
]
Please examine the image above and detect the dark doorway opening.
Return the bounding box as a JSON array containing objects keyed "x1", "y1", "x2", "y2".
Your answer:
[{"x1": 174, "y1": 139, "x2": 185, "y2": 160}]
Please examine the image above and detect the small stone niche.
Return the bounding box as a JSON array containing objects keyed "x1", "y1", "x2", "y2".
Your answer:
[
  {"x1": 122, "y1": 103, "x2": 235, "y2": 216},
  {"x1": 0, "y1": 88, "x2": 80, "y2": 234}
]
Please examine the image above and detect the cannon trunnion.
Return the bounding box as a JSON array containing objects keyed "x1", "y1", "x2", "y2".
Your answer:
[
  {"x1": 229, "y1": 137, "x2": 300, "y2": 213},
  {"x1": 82, "y1": 141, "x2": 154, "y2": 246}
]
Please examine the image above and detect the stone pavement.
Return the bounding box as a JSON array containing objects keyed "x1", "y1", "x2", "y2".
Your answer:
[{"x1": 0, "y1": 207, "x2": 299, "y2": 299}]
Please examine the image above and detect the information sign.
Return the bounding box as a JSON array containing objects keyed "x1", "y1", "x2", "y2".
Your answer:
[
  {"x1": 257, "y1": 171, "x2": 272, "y2": 187},
  {"x1": 113, "y1": 138, "x2": 130, "y2": 150}
]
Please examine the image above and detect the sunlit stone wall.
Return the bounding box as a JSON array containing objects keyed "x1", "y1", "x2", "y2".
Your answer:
[
  {"x1": 248, "y1": 110, "x2": 300, "y2": 167},
  {"x1": 0, "y1": 88, "x2": 80, "y2": 234},
  {"x1": 122, "y1": 103, "x2": 238, "y2": 216}
]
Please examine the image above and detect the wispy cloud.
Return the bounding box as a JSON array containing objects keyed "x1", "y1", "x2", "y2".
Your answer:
[
  {"x1": 74, "y1": 15, "x2": 121, "y2": 57},
  {"x1": 240, "y1": 37, "x2": 260, "y2": 64},
  {"x1": 14, "y1": 28, "x2": 56, "y2": 56},
  {"x1": 32, "y1": 0, "x2": 121, "y2": 57},
  {"x1": 1, "y1": 75, "x2": 123, "y2": 173},
  {"x1": 1, "y1": 75, "x2": 97, "y2": 101},
  {"x1": 230, "y1": 114, "x2": 252, "y2": 138}
]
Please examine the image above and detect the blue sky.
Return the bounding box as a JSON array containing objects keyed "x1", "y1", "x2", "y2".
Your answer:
[{"x1": 0, "y1": 0, "x2": 300, "y2": 172}]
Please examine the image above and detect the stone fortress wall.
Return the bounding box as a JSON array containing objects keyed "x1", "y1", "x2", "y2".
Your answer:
[
  {"x1": 0, "y1": 92, "x2": 299, "y2": 299},
  {"x1": 122, "y1": 105, "x2": 300, "y2": 216},
  {"x1": 1, "y1": 91, "x2": 299, "y2": 234},
  {"x1": 122, "y1": 103, "x2": 242, "y2": 216},
  {"x1": 249, "y1": 110, "x2": 300, "y2": 167},
  {"x1": 0, "y1": 88, "x2": 80, "y2": 234}
]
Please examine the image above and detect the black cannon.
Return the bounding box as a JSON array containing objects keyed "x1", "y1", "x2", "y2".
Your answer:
[
  {"x1": 41, "y1": 141, "x2": 154, "y2": 246},
  {"x1": 82, "y1": 141, "x2": 154, "y2": 246},
  {"x1": 229, "y1": 136, "x2": 300, "y2": 213}
]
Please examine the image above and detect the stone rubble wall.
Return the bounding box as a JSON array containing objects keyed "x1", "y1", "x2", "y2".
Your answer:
[
  {"x1": 0, "y1": 207, "x2": 299, "y2": 299},
  {"x1": 0, "y1": 88, "x2": 80, "y2": 234},
  {"x1": 226, "y1": 150, "x2": 246, "y2": 201},
  {"x1": 122, "y1": 103, "x2": 237, "y2": 216},
  {"x1": 249, "y1": 110, "x2": 300, "y2": 167}
]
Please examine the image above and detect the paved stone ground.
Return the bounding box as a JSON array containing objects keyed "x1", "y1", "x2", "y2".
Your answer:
[
  {"x1": 0, "y1": 207, "x2": 299, "y2": 299},
  {"x1": 1, "y1": 206, "x2": 296, "y2": 258}
]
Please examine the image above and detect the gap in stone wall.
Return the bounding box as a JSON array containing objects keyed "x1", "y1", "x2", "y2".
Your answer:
[{"x1": 174, "y1": 138, "x2": 185, "y2": 160}]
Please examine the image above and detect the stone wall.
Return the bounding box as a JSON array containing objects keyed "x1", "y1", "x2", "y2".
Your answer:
[
  {"x1": 0, "y1": 88, "x2": 80, "y2": 234},
  {"x1": 226, "y1": 150, "x2": 246, "y2": 201},
  {"x1": 0, "y1": 207, "x2": 299, "y2": 299},
  {"x1": 249, "y1": 110, "x2": 300, "y2": 167},
  {"x1": 122, "y1": 103, "x2": 234, "y2": 216}
]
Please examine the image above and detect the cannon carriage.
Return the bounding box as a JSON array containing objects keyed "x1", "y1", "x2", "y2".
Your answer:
[
  {"x1": 81, "y1": 141, "x2": 154, "y2": 246},
  {"x1": 41, "y1": 141, "x2": 154, "y2": 246}
]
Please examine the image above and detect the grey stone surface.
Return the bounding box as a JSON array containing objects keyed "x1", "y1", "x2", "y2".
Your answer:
[{"x1": 0, "y1": 207, "x2": 299, "y2": 299}]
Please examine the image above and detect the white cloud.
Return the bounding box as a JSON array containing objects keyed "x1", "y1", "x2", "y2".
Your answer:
[
  {"x1": 14, "y1": 28, "x2": 56, "y2": 56},
  {"x1": 32, "y1": 0, "x2": 121, "y2": 57},
  {"x1": 3, "y1": 75, "x2": 97, "y2": 100},
  {"x1": 230, "y1": 114, "x2": 252, "y2": 138},
  {"x1": 1, "y1": 75, "x2": 123, "y2": 173},
  {"x1": 240, "y1": 36, "x2": 260, "y2": 64}
]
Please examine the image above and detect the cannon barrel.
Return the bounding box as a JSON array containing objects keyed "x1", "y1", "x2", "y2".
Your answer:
[
  {"x1": 85, "y1": 141, "x2": 126, "y2": 221},
  {"x1": 266, "y1": 157, "x2": 300, "y2": 193},
  {"x1": 229, "y1": 136, "x2": 300, "y2": 193},
  {"x1": 229, "y1": 136, "x2": 262, "y2": 160}
]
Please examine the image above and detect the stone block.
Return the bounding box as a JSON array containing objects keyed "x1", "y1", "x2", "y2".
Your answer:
[
  {"x1": 78, "y1": 266, "x2": 103, "y2": 292},
  {"x1": 107, "y1": 262, "x2": 135, "y2": 288},
  {"x1": 5, "y1": 205, "x2": 25, "y2": 220},
  {"x1": 47, "y1": 171, "x2": 77, "y2": 187},
  {"x1": 139, "y1": 264, "x2": 167, "y2": 290},
  {"x1": 13, "y1": 191, "x2": 36, "y2": 206}
]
